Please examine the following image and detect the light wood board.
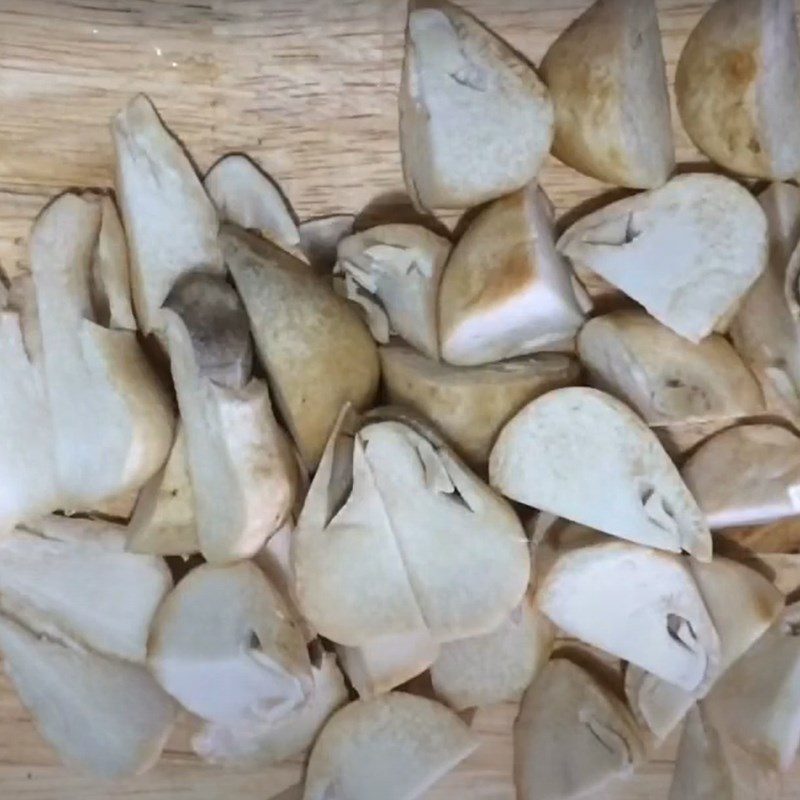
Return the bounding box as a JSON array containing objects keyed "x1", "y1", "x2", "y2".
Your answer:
[{"x1": 3, "y1": 1, "x2": 800, "y2": 797}]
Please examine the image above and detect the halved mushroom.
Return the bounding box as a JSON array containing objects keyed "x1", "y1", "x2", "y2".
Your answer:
[
  {"x1": 399, "y1": 0, "x2": 553, "y2": 210},
  {"x1": 430, "y1": 594, "x2": 553, "y2": 711},
  {"x1": 204, "y1": 154, "x2": 302, "y2": 255},
  {"x1": 381, "y1": 345, "x2": 580, "y2": 468},
  {"x1": 148, "y1": 562, "x2": 311, "y2": 725},
  {"x1": 334, "y1": 224, "x2": 449, "y2": 359},
  {"x1": 29, "y1": 191, "x2": 175, "y2": 510},
  {"x1": 221, "y1": 225, "x2": 379, "y2": 469},
  {"x1": 303, "y1": 693, "x2": 477, "y2": 800},
  {"x1": 675, "y1": 0, "x2": 800, "y2": 180},
  {"x1": 192, "y1": 652, "x2": 347, "y2": 766},
  {"x1": 294, "y1": 407, "x2": 529, "y2": 646},
  {"x1": 0, "y1": 516, "x2": 171, "y2": 663},
  {"x1": 126, "y1": 424, "x2": 199, "y2": 557},
  {"x1": 731, "y1": 183, "x2": 800, "y2": 424},
  {"x1": 558, "y1": 174, "x2": 768, "y2": 343},
  {"x1": 489, "y1": 387, "x2": 712, "y2": 558},
  {"x1": 625, "y1": 556, "x2": 783, "y2": 740},
  {"x1": 299, "y1": 215, "x2": 355, "y2": 275},
  {"x1": 681, "y1": 424, "x2": 800, "y2": 529},
  {"x1": 337, "y1": 630, "x2": 440, "y2": 699},
  {"x1": 439, "y1": 184, "x2": 587, "y2": 366},
  {"x1": 112, "y1": 94, "x2": 225, "y2": 334},
  {"x1": 536, "y1": 540, "x2": 720, "y2": 692},
  {"x1": 578, "y1": 311, "x2": 764, "y2": 430},
  {"x1": 0, "y1": 614, "x2": 177, "y2": 779},
  {"x1": 514, "y1": 656, "x2": 644, "y2": 800},
  {"x1": 541, "y1": 0, "x2": 673, "y2": 188}
]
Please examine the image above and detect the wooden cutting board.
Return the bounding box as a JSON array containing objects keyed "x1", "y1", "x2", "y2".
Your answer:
[{"x1": 3, "y1": 1, "x2": 800, "y2": 797}]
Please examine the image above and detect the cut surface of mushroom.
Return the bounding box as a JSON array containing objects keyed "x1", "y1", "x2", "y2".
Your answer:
[
  {"x1": 541, "y1": 0, "x2": 673, "y2": 188},
  {"x1": 489, "y1": 387, "x2": 711, "y2": 558},
  {"x1": 439, "y1": 184, "x2": 587, "y2": 366},
  {"x1": 400, "y1": 0, "x2": 553, "y2": 210},
  {"x1": 334, "y1": 223, "x2": 449, "y2": 359},
  {"x1": 536, "y1": 541, "x2": 720, "y2": 692},
  {"x1": 558, "y1": 174, "x2": 768, "y2": 343},
  {"x1": 514, "y1": 656, "x2": 644, "y2": 800},
  {"x1": 302, "y1": 692, "x2": 478, "y2": 800},
  {"x1": 676, "y1": 0, "x2": 800, "y2": 180}
]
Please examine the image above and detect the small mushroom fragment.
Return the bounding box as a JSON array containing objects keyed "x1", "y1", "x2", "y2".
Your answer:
[
  {"x1": 380, "y1": 345, "x2": 579, "y2": 468},
  {"x1": 439, "y1": 184, "x2": 587, "y2": 366},
  {"x1": 0, "y1": 516, "x2": 172, "y2": 663},
  {"x1": 334, "y1": 224, "x2": 449, "y2": 359},
  {"x1": 29, "y1": 192, "x2": 174, "y2": 511},
  {"x1": 578, "y1": 311, "x2": 764, "y2": 430},
  {"x1": 558, "y1": 174, "x2": 768, "y2": 343},
  {"x1": 303, "y1": 693, "x2": 478, "y2": 800},
  {"x1": 625, "y1": 557, "x2": 783, "y2": 741},
  {"x1": 148, "y1": 562, "x2": 311, "y2": 725},
  {"x1": 732, "y1": 183, "x2": 800, "y2": 423},
  {"x1": 537, "y1": 540, "x2": 720, "y2": 692},
  {"x1": 193, "y1": 652, "x2": 347, "y2": 766},
  {"x1": 399, "y1": 0, "x2": 553, "y2": 210},
  {"x1": 299, "y1": 215, "x2": 355, "y2": 275},
  {"x1": 489, "y1": 387, "x2": 712, "y2": 558},
  {"x1": 294, "y1": 407, "x2": 529, "y2": 646},
  {"x1": 163, "y1": 273, "x2": 295, "y2": 563},
  {"x1": 430, "y1": 594, "x2": 553, "y2": 711},
  {"x1": 126, "y1": 424, "x2": 199, "y2": 557},
  {"x1": 0, "y1": 615, "x2": 177, "y2": 779},
  {"x1": 222, "y1": 225, "x2": 380, "y2": 469},
  {"x1": 514, "y1": 657, "x2": 644, "y2": 800},
  {"x1": 112, "y1": 94, "x2": 225, "y2": 334},
  {"x1": 541, "y1": 0, "x2": 673, "y2": 188},
  {"x1": 682, "y1": 424, "x2": 800, "y2": 529},
  {"x1": 204, "y1": 154, "x2": 302, "y2": 255},
  {"x1": 675, "y1": 0, "x2": 800, "y2": 180}
]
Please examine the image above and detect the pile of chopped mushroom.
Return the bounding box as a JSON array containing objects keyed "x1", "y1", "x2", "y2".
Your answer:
[{"x1": 5, "y1": 0, "x2": 800, "y2": 798}]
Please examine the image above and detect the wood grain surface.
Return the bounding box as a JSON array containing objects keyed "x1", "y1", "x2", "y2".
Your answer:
[{"x1": 3, "y1": 1, "x2": 800, "y2": 798}]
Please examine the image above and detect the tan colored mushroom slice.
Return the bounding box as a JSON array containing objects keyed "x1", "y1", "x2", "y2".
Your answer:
[
  {"x1": 303, "y1": 692, "x2": 478, "y2": 800},
  {"x1": 731, "y1": 183, "x2": 800, "y2": 424},
  {"x1": 431, "y1": 594, "x2": 554, "y2": 711},
  {"x1": 399, "y1": 0, "x2": 552, "y2": 211},
  {"x1": 29, "y1": 192, "x2": 174, "y2": 511},
  {"x1": 0, "y1": 516, "x2": 171, "y2": 663},
  {"x1": 490, "y1": 387, "x2": 712, "y2": 558},
  {"x1": 439, "y1": 184, "x2": 587, "y2": 366},
  {"x1": 299, "y1": 215, "x2": 355, "y2": 275},
  {"x1": 703, "y1": 602, "x2": 800, "y2": 771},
  {"x1": 625, "y1": 557, "x2": 783, "y2": 741},
  {"x1": 676, "y1": 0, "x2": 800, "y2": 180},
  {"x1": 334, "y1": 224, "x2": 449, "y2": 359},
  {"x1": 381, "y1": 345, "x2": 579, "y2": 468},
  {"x1": 204, "y1": 154, "x2": 302, "y2": 255},
  {"x1": 558, "y1": 174, "x2": 768, "y2": 343},
  {"x1": 295, "y1": 408, "x2": 529, "y2": 646},
  {"x1": 337, "y1": 630, "x2": 439, "y2": 699},
  {"x1": 541, "y1": 0, "x2": 673, "y2": 188},
  {"x1": 578, "y1": 311, "x2": 764, "y2": 432},
  {"x1": 670, "y1": 704, "x2": 780, "y2": 800},
  {"x1": 537, "y1": 541, "x2": 720, "y2": 692},
  {"x1": 682, "y1": 424, "x2": 800, "y2": 529},
  {"x1": 111, "y1": 94, "x2": 224, "y2": 334},
  {"x1": 127, "y1": 423, "x2": 199, "y2": 556},
  {"x1": 193, "y1": 652, "x2": 347, "y2": 766},
  {"x1": 222, "y1": 225, "x2": 379, "y2": 469},
  {"x1": 0, "y1": 614, "x2": 176, "y2": 778},
  {"x1": 514, "y1": 657, "x2": 644, "y2": 800},
  {"x1": 149, "y1": 562, "x2": 311, "y2": 725},
  {"x1": 163, "y1": 274, "x2": 294, "y2": 563}
]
